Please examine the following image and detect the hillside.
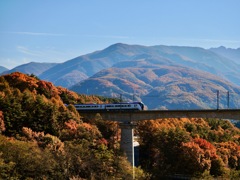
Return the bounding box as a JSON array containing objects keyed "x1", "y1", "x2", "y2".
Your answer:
[
  {"x1": 39, "y1": 43, "x2": 240, "y2": 88},
  {"x1": 39, "y1": 43, "x2": 147, "y2": 87},
  {"x1": 0, "y1": 72, "x2": 141, "y2": 179},
  {"x1": 1, "y1": 62, "x2": 58, "y2": 76},
  {"x1": 71, "y1": 65, "x2": 240, "y2": 109},
  {"x1": 1, "y1": 72, "x2": 240, "y2": 179}
]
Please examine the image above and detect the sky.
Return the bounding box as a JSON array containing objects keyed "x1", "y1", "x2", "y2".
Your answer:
[{"x1": 0, "y1": 0, "x2": 240, "y2": 69}]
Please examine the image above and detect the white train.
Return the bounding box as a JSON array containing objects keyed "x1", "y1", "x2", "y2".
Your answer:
[{"x1": 74, "y1": 102, "x2": 144, "y2": 111}]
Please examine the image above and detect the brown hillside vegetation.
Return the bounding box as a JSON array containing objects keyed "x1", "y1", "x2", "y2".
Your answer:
[{"x1": 71, "y1": 66, "x2": 240, "y2": 109}]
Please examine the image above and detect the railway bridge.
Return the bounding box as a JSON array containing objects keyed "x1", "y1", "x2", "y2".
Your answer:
[{"x1": 78, "y1": 109, "x2": 240, "y2": 167}]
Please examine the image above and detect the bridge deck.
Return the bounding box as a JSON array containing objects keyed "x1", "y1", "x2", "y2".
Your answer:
[{"x1": 78, "y1": 109, "x2": 240, "y2": 122}]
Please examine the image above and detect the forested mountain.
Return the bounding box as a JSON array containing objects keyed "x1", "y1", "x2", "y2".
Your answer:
[
  {"x1": 1, "y1": 72, "x2": 240, "y2": 179},
  {"x1": 38, "y1": 43, "x2": 240, "y2": 88},
  {"x1": 0, "y1": 66, "x2": 8, "y2": 73},
  {"x1": 71, "y1": 65, "x2": 240, "y2": 110},
  {"x1": 1, "y1": 62, "x2": 58, "y2": 76}
]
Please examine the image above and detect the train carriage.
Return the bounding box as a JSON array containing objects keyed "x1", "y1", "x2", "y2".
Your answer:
[
  {"x1": 74, "y1": 104, "x2": 105, "y2": 111},
  {"x1": 73, "y1": 102, "x2": 144, "y2": 111}
]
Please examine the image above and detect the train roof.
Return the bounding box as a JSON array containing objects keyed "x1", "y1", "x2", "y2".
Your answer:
[{"x1": 73, "y1": 101, "x2": 144, "y2": 105}]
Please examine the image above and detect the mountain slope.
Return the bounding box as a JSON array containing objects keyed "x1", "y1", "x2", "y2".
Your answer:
[
  {"x1": 1, "y1": 62, "x2": 58, "y2": 76},
  {"x1": 0, "y1": 66, "x2": 8, "y2": 73},
  {"x1": 39, "y1": 43, "x2": 151, "y2": 87},
  {"x1": 40, "y1": 43, "x2": 240, "y2": 88},
  {"x1": 71, "y1": 65, "x2": 240, "y2": 110},
  {"x1": 209, "y1": 46, "x2": 240, "y2": 64}
]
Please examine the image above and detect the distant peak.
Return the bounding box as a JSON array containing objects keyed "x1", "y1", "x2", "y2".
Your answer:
[
  {"x1": 218, "y1": 46, "x2": 226, "y2": 49},
  {"x1": 209, "y1": 46, "x2": 226, "y2": 50},
  {"x1": 102, "y1": 43, "x2": 131, "y2": 52},
  {"x1": 112, "y1": 43, "x2": 128, "y2": 46},
  {"x1": 107, "y1": 43, "x2": 129, "y2": 49}
]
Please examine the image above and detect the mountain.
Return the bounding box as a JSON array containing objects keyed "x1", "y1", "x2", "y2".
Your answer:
[
  {"x1": 1, "y1": 62, "x2": 58, "y2": 76},
  {"x1": 2, "y1": 43, "x2": 239, "y2": 110},
  {"x1": 39, "y1": 43, "x2": 148, "y2": 87},
  {"x1": 209, "y1": 46, "x2": 240, "y2": 64},
  {"x1": 71, "y1": 64, "x2": 240, "y2": 110},
  {"x1": 40, "y1": 43, "x2": 240, "y2": 88},
  {"x1": 0, "y1": 66, "x2": 8, "y2": 73}
]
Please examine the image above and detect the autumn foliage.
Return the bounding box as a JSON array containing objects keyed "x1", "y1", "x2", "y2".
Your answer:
[
  {"x1": 1, "y1": 72, "x2": 240, "y2": 179},
  {"x1": 0, "y1": 72, "x2": 137, "y2": 179},
  {"x1": 137, "y1": 118, "x2": 240, "y2": 178}
]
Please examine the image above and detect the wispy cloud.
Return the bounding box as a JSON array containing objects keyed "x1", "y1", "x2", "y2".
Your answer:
[
  {"x1": 17, "y1": 46, "x2": 43, "y2": 56},
  {"x1": 84, "y1": 34, "x2": 130, "y2": 39},
  {"x1": 6, "y1": 31, "x2": 65, "y2": 36},
  {"x1": 2, "y1": 31, "x2": 130, "y2": 39},
  {"x1": 15, "y1": 45, "x2": 78, "y2": 63}
]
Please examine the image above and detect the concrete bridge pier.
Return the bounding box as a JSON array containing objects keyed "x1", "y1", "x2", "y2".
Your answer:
[{"x1": 119, "y1": 122, "x2": 135, "y2": 167}]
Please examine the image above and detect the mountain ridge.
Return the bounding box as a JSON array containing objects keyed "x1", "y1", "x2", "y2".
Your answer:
[
  {"x1": 0, "y1": 66, "x2": 8, "y2": 73},
  {"x1": 71, "y1": 65, "x2": 240, "y2": 110},
  {"x1": 209, "y1": 46, "x2": 240, "y2": 64},
  {"x1": 38, "y1": 43, "x2": 240, "y2": 88},
  {"x1": 1, "y1": 62, "x2": 58, "y2": 76}
]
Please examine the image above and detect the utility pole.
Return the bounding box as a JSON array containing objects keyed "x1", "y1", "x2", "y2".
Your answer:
[
  {"x1": 227, "y1": 91, "x2": 230, "y2": 109},
  {"x1": 217, "y1": 90, "x2": 220, "y2": 109}
]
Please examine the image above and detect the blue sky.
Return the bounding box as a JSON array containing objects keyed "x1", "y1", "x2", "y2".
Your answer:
[{"x1": 0, "y1": 0, "x2": 239, "y2": 69}]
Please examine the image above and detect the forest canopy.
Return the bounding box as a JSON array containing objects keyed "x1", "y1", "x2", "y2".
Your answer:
[
  {"x1": 0, "y1": 72, "x2": 240, "y2": 179},
  {"x1": 0, "y1": 72, "x2": 139, "y2": 179}
]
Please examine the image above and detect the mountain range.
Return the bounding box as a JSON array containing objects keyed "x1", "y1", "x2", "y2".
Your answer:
[
  {"x1": 1, "y1": 43, "x2": 240, "y2": 109},
  {"x1": 71, "y1": 65, "x2": 240, "y2": 109},
  {"x1": 40, "y1": 43, "x2": 240, "y2": 87}
]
